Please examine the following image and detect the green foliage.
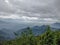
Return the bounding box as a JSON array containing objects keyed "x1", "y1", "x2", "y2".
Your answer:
[{"x1": 1, "y1": 26, "x2": 60, "y2": 45}]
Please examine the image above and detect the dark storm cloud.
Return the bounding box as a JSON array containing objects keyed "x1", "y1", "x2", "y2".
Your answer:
[{"x1": 0, "y1": 0, "x2": 60, "y2": 22}]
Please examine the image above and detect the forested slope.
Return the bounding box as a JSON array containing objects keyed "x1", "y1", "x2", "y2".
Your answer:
[{"x1": 1, "y1": 26, "x2": 60, "y2": 45}]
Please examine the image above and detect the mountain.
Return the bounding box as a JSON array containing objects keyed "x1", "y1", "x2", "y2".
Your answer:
[
  {"x1": 16, "y1": 23, "x2": 60, "y2": 36},
  {"x1": 0, "y1": 19, "x2": 43, "y2": 40},
  {"x1": 0, "y1": 21, "x2": 60, "y2": 40},
  {"x1": 50, "y1": 23, "x2": 60, "y2": 30},
  {"x1": 32, "y1": 25, "x2": 48, "y2": 35},
  {"x1": 16, "y1": 25, "x2": 48, "y2": 36},
  {"x1": 0, "y1": 28, "x2": 15, "y2": 41},
  {"x1": 0, "y1": 19, "x2": 41, "y2": 32},
  {"x1": 0, "y1": 19, "x2": 29, "y2": 32}
]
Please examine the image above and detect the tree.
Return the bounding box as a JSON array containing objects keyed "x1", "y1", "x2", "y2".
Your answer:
[{"x1": 40, "y1": 26, "x2": 54, "y2": 45}]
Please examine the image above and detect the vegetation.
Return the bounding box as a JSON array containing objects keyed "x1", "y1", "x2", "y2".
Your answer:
[{"x1": 1, "y1": 26, "x2": 60, "y2": 45}]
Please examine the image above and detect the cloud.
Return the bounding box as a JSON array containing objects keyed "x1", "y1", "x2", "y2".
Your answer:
[
  {"x1": 0, "y1": 15, "x2": 38, "y2": 21},
  {"x1": 5, "y1": 0, "x2": 13, "y2": 7},
  {"x1": 0, "y1": 15, "x2": 58, "y2": 24},
  {"x1": 0, "y1": 15, "x2": 20, "y2": 19},
  {"x1": 0, "y1": 0, "x2": 60, "y2": 23}
]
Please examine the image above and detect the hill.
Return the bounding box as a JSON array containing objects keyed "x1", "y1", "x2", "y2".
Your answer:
[
  {"x1": 1, "y1": 26, "x2": 60, "y2": 45},
  {"x1": 0, "y1": 28, "x2": 15, "y2": 41}
]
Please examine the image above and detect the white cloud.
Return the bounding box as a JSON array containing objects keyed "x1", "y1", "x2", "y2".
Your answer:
[
  {"x1": 0, "y1": 15, "x2": 20, "y2": 19},
  {"x1": 41, "y1": 18, "x2": 58, "y2": 22},
  {"x1": 0, "y1": 15, "x2": 58, "y2": 24},
  {"x1": 5, "y1": 0, "x2": 13, "y2": 7},
  {"x1": 5, "y1": 0, "x2": 9, "y2": 3},
  {"x1": 43, "y1": 18, "x2": 54, "y2": 21},
  {"x1": 18, "y1": 0, "x2": 24, "y2": 2},
  {"x1": 22, "y1": 16, "x2": 38, "y2": 20},
  {"x1": 0, "y1": 15, "x2": 38, "y2": 20}
]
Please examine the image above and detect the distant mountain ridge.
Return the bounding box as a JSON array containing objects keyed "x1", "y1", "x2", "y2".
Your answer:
[
  {"x1": 16, "y1": 25, "x2": 48, "y2": 36},
  {"x1": 16, "y1": 23, "x2": 60, "y2": 36},
  {"x1": 0, "y1": 22, "x2": 60, "y2": 40},
  {"x1": 50, "y1": 22, "x2": 60, "y2": 30},
  {"x1": 0, "y1": 28, "x2": 15, "y2": 41}
]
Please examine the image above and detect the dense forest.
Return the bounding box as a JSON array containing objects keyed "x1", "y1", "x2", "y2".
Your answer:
[{"x1": 0, "y1": 26, "x2": 60, "y2": 45}]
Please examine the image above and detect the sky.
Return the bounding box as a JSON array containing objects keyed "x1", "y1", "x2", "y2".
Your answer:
[{"x1": 0, "y1": 0, "x2": 60, "y2": 24}]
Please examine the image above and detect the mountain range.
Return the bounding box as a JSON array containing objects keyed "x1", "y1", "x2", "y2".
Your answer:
[
  {"x1": 16, "y1": 25, "x2": 48, "y2": 36},
  {"x1": 0, "y1": 19, "x2": 60, "y2": 40},
  {"x1": 0, "y1": 28, "x2": 15, "y2": 41}
]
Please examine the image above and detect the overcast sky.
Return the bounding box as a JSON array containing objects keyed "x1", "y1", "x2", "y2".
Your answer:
[{"x1": 0, "y1": 0, "x2": 60, "y2": 23}]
